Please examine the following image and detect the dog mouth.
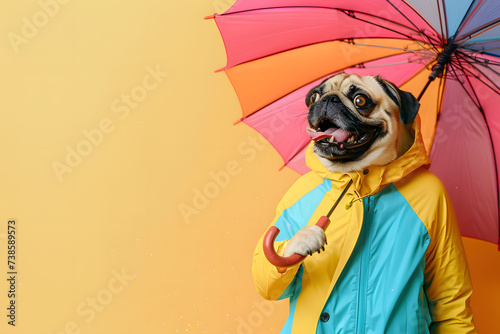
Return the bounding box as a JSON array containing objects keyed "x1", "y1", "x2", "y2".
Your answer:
[{"x1": 307, "y1": 118, "x2": 377, "y2": 150}]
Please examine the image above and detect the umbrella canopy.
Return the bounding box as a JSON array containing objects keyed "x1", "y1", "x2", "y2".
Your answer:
[{"x1": 207, "y1": 0, "x2": 500, "y2": 245}]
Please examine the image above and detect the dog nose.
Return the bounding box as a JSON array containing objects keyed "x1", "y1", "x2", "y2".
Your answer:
[{"x1": 325, "y1": 94, "x2": 341, "y2": 103}]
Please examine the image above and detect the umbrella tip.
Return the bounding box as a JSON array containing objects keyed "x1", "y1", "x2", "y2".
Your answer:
[
  {"x1": 233, "y1": 118, "x2": 244, "y2": 125},
  {"x1": 279, "y1": 165, "x2": 286, "y2": 171},
  {"x1": 204, "y1": 14, "x2": 215, "y2": 20},
  {"x1": 215, "y1": 67, "x2": 227, "y2": 73}
]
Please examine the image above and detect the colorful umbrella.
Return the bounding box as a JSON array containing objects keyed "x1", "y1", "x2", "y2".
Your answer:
[{"x1": 207, "y1": 0, "x2": 500, "y2": 246}]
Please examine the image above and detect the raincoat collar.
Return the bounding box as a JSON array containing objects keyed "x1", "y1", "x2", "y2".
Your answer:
[{"x1": 305, "y1": 115, "x2": 431, "y2": 197}]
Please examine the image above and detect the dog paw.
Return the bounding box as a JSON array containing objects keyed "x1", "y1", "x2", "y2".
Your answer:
[{"x1": 283, "y1": 225, "x2": 327, "y2": 257}]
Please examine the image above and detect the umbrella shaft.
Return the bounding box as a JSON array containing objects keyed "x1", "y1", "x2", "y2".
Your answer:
[
  {"x1": 417, "y1": 80, "x2": 433, "y2": 101},
  {"x1": 429, "y1": 43, "x2": 459, "y2": 80},
  {"x1": 419, "y1": 43, "x2": 458, "y2": 100},
  {"x1": 326, "y1": 179, "x2": 353, "y2": 218}
]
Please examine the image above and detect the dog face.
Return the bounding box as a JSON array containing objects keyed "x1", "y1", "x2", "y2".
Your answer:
[{"x1": 305, "y1": 73, "x2": 420, "y2": 173}]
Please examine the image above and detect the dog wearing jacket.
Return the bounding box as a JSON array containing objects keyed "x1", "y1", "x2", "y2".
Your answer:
[{"x1": 252, "y1": 74, "x2": 475, "y2": 333}]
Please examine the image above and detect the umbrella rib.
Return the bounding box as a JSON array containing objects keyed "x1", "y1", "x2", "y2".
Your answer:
[
  {"x1": 452, "y1": 53, "x2": 500, "y2": 231},
  {"x1": 459, "y1": 50, "x2": 500, "y2": 67},
  {"x1": 435, "y1": 0, "x2": 449, "y2": 41},
  {"x1": 459, "y1": 65, "x2": 500, "y2": 95},
  {"x1": 466, "y1": 37, "x2": 500, "y2": 43},
  {"x1": 462, "y1": 42, "x2": 500, "y2": 56},
  {"x1": 339, "y1": 11, "x2": 424, "y2": 43},
  {"x1": 349, "y1": 59, "x2": 430, "y2": 69},
  {"x1": 459, "y1": 51, "x2": 500, "y2": 75},
  {"x1": 384, "y1": 0, "x2": 422, "y2": 31},
  {"x1": 455, "y1": 53, "x2": 500, "y2": 95},
  {"x1": 470, "y1": 63, "x2": 500, "y2": 85},
  {"x1": 448, "y1": 62, "x2": 484, "y2": 116},
  {"x1": 343, "y1": 42, "x2": 431, "y2": 53},
  {"x1": 216, "y1": 5, "x2": 441, "y2": 45},
  {"x1": 471, "y1": 20, "x2": 500, "y2": 39},
  {"x1": 384, "y1": 0, "x2": 441, "y2": 48},
  {"x1": 218, "y1": 38, "x2": 423, "y2": 72},
  {"x1": 349, "y1": 44, "x2": 438, "y2": 66},
  {"x1": 456, "y1": 19, "x2": 500, "y2": 45},
  {"x1": 452, "y1": 0, "x2": 485, "y2": 41},
  {"x1": 466, "y1": 46, "x2": 500, "y2": 54},
  {"x1": 352, "y1": 10, "x2": 440, "y2": 45},
  {"x1": 457, "y1": 57, "x2": 486, "y2": 112},
  {"x1": 220, "y1": 36, "x2": 438, "y2": 71}
]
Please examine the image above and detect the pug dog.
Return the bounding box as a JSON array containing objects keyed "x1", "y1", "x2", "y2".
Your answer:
[{"x1": 283, "y1": 73, "x2": 420, "y2": 257}]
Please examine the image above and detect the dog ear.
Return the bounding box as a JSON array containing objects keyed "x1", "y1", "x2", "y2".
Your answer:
[
  {"x1": 375, "y1": 77, "x2": 420, "y2": 125},
  {"x1": 397, "y1": 89, "x2": 420, "y2": 125}
]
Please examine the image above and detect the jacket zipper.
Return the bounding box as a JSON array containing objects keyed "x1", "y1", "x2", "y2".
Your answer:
[{"x1": 357, "y1": 196, "x2": 372, "y2": 334}]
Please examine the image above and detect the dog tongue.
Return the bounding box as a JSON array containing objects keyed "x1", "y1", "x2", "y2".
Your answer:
[{"x1": 307, "y1": 128, "x2": 351, "y2": 142}]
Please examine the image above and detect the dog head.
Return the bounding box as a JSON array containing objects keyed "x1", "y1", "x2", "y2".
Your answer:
[{"x1": 305, "y1": 73, "x2": 420, "y2": 173}]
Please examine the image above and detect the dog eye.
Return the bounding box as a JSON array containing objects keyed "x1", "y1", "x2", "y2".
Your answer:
[
  {"x1": 309, "y1": 93, "x2": 320, "y2": 107},
  {"x1": 354, "y1": 95, "x2": 367, "y2": 108}
]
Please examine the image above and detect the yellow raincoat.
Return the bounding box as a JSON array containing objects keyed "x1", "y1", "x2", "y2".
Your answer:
[{"x1": 252, "y1": 118, "x2": 475, "y2": 333}]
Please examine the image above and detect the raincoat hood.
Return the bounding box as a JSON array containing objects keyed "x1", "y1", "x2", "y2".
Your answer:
[{"x1": 305, "y1": 115, "x2": 430, "y2": 197}]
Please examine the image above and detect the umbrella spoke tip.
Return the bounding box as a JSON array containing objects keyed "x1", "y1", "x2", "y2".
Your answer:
[{"x1": 204, "y1": 15, "x2": 215, "y2": 20}]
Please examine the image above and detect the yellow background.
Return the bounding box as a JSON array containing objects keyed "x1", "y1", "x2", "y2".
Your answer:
[{"x1": 0, "y1": 1, "x2": 499, "y2": 333}]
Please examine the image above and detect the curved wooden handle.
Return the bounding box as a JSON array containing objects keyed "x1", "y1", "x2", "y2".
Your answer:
[{"x1": 263, "y1": 216, "x2": 330, "y2": 268}]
